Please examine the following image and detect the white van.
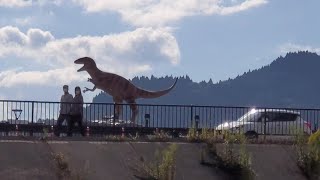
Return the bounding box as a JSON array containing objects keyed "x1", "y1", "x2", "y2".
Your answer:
[{"x1": 215, "y1": 108, "x2": 312, "y2": 138}]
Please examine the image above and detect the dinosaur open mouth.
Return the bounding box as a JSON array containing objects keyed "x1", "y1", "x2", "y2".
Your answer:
[
  {"x1": 77, "y1": 65, "x2": 85, "y2": 72},
  {"x1": 74, "y1": 59, "x2": 84, "y2": 72}
]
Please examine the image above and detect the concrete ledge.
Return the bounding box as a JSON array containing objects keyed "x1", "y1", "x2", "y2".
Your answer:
[{"x1": 0, "y1": 140, "x2": 307, "y2": 180}]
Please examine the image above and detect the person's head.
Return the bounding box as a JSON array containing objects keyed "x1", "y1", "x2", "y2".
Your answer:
[
  {"x1": 63, "y1": 85, "x2": 69, "y2": 93},
  {"x1": 75, "y1": 86, "x2": 81, "y2": 96}
]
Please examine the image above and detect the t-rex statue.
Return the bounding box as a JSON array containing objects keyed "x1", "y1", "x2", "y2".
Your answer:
[{"x1": 74, "y1": 57, "x2": 178, "y2": 124}]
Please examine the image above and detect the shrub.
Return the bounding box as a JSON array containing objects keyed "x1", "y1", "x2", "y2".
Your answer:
[
  {"x1": 135, "y1": 144, "x2": 178, "y2": 180},
  {"x1": 294, "y1": 130, "x2": 320, "y2": 180},
  {"x1": 308, "y1": 130, "x2": 320, "y2": 147},
  {"x1": 199, "y1": 128, "x2": 218, "y2": 142},
  {"x1": 52, "y1": 152, "x2": 71, "y2": 179},
  {"x1": 105, "y1": 135, "x2": 129, "y2": 142},
  {"x1": 200, "y1": 132, "x2": 254, "y2": 180},
  {"x1": 129, "y1": 132, "x2": 140, "y2": 141},
  {"x1": 40, "y1": 127, "x2": 50, "y2": 141},
  {"x1": 187, "y1": 126, "x2": 198, "y2": 142},
  {"x1": 149, "y1": 129, "x2": 171, "y2": 142},
  {"x1": 187, "y1": 127, "x2": 219, "y2": 143}
]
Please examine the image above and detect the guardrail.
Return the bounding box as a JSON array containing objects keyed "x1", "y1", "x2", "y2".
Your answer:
[{"x1": 0, "y1": 100, "x2": 319, "y2": 137}]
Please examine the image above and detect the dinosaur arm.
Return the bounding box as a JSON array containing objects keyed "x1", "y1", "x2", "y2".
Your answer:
[
  {"x1": 81, "y1": 78, "x2": 96, "y2": 93},
  {"x1": 83, "y1": 86, "x2": 96, "y2": 93}
]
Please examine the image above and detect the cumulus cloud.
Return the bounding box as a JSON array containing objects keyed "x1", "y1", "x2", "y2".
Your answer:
[
  {"x1": 0, "y1": 0, "x2": 32, "y2": 8},
  {"x1": 72, "y1": 0, "x2": 268, "y2": 27},
  {"x1": 27, "y1": 28, "x2": 55, "y2": 47},
  {"x1": 279, "y1": 43, "x2": 320, "y2": 54},
  {"x1": 0, "y1": 67, "x2": 83, "y2": 88},
  {"x1": 0, "y1": 26, "x2": 180, "y2": 87}
]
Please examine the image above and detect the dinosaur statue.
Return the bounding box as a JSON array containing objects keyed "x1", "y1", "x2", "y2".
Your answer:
[{"x1": 74, "y1": 57, "x2": 178, "y2": 124}]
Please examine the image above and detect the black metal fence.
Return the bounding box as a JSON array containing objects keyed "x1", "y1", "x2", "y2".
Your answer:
[{"x1": 0, "y1": 100, "x2": 319, "y2": 137}]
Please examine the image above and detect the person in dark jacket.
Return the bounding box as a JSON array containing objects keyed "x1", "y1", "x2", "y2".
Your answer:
[
  {"x1": 54, "y1": 85, "x2": 73, "y2": 137},
  {"x1": 68, "y1": 86, "x2": 85, "y2": 136}
]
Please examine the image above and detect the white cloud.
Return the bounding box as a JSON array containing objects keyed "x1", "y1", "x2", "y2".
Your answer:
[
  {"x1": 279, "y1": 43, "x2": 320, "y2": 54},
  {"x1": 14, "y1": 17, "x2": 33, "y2": 26},
  {"x1": 0, "y1": 26, "x2": 180, "y2": 87},
  {"x1": 0, "y1": 67, "x2": 83, "y2": 88},
  {"x1": 72, "y1": 0, "x2": 268, "y2": 27},
  {"x1": 0, "y1": 0, "x2": 64, "y2": 8},
  {"x1": 0, "y1": 0, "x2": 32, "y2": 8},
  {"x1": 0, "y1": 26, "x2": 28, "y2": 45},
  {"x1": 27, "y1": 28, "x2": 55, "y2": 47},
  {"x1": 219, "y1": 0, "x2": 268, "y2": 15}
]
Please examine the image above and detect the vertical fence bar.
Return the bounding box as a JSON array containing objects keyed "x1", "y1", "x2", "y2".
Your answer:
[
  {"x1": 316, "y1": 110, "x2": 319, "y2": 132},
  {"x1": 30, "y1": 101, "x2": 34, "y2": 136},
  {"x1": 113, "y1": 102, "x2": 116, "y2": 135},
  {"x1": 190, "y1": 105, "x2": 193, "y2": 128},
  {"x1": 6, "y1": 102, "x2": 8, "y2": 123},
  {"x1": 263, "y1": 108, "x2": 266, "y2": 140}
]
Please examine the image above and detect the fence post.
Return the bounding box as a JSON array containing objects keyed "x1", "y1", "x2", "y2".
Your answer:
[
  {"x1": 113, "y1": 102, "x2": 116, "y2": 135},
  {"x1": 30, "y1": 101, "x2": 34, "y2": 136},
  {"x1": 144, "y1": 114, "x2": 150, "y2": 128},
  {"x1": 190, "y1": 105, "x2": 193, "y2": 128},
  {"x1": 195, "y1": 115, "x2": 199, "y2": 129},
  {"x1": 263, "y1": 108, "x2": 266, "y2": 141}
]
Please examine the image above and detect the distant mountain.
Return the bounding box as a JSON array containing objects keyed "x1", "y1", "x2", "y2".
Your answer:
[{"x1": 92, "y1": 51, "x2": 320, "y2": 108}]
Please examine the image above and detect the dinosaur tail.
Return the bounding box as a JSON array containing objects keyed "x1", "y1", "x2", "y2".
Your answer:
[{"x1": 137, "y1": 78, "x2": 178, "y2": 99}]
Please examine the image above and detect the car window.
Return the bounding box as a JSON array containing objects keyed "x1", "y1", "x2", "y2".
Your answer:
[
  {"x1": 267, "y1": 112, "x2": 298, "y2": 122},
  {"x1": 257, "y1": 113, "x2": 267, "y2": 122},
  {"x1": 253, "y1": 112, "x2": 263, "y2": 122}
]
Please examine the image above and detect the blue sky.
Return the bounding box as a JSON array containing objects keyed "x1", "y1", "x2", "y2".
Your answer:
[{"x1": 0, "y1": 0, "x2": 319, "y2": 102}]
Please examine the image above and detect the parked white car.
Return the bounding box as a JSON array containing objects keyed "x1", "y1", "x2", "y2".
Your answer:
[
  {"x1": 90, "y1": 115, "x2": 142, "y2": 127},
  {"x1": 215, "y1": 108, "x2": 312, "y2": 138}
]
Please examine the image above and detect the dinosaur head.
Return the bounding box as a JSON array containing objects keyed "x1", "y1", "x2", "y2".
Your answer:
[{"x1": 74, "y1": 57, "x2": 96, "y2": 72}]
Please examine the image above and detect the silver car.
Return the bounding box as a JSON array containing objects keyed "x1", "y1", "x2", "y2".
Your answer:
[{"x1": 215, "y1": 108, "x2": 312, "y2": 138}]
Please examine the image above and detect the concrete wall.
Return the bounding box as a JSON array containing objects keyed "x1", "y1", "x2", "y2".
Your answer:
[{"x1": 0, "y1": 140, "x2": 307, "y2": 180}]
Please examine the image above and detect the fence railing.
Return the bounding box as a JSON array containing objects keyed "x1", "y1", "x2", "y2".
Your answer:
[{"x1": 0, "y1": 100, "x2": 319, "y2": 137}]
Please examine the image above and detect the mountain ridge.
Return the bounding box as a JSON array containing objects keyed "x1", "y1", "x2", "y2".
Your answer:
[{"x1": 93, "y1": 51, "x2": 320, "y2": 108}]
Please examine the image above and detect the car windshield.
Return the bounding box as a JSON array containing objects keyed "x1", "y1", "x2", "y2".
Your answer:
[{"x1": 237, "y1": 109, "x2": 259, "y2": 122}]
